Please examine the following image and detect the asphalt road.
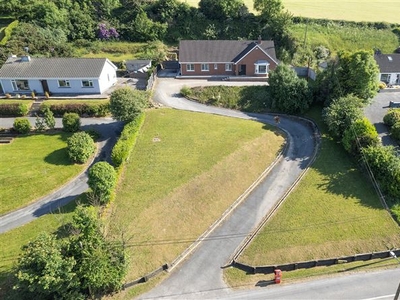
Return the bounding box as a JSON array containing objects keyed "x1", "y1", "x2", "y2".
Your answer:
[
  {"x1": 140, "y1": 78, "x2": 318, "y2": 299},
  {"x1": 0, "y1": 117, "x2": 123, "y2": 233}
]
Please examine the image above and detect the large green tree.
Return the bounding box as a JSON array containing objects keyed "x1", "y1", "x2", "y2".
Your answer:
[
  {"x1": 337, "y1": 50, "x2": 380, "y2": 102},
  {"x1": 323, "y1": 94, "x2": 364, "y2": 138},
  {"x1": 199, "y1": 0, "x2": 246, "y2": 20},
  {"x1": 110, "y1": 88, "x2": 148, "y2": 122},
  {"x1": 14, "y1": 233, "x2": 81, "y2": 300},
  {"x1": 342, "y1": 117, "x2": 379, "y2": 156},
  {"x1": 269, "y1": 64, "x2": 311, "y2": 114}
]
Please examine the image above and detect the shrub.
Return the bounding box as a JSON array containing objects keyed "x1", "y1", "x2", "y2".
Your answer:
[
  {"x1": 379, "y1": 82, "x2": 387, "y2": 89},
  {"x1": 111, "y1": 113, "x2": 145, "y2": 167},
  {"x1": 88, "y1": 162, "x2": 117, "y2": 205},
  {"x1": 13, "y1": 118, "x2": 31, "y2": 134},
  {"x1": 391, "y1": 121, "x2": 400, "y2": 141},
  {"x1": 383, "y1": 109, "x2": 400, "y2": 127},
  {"x1": 110, "y1": 88, "x2": 148, "y2": 122},
  {"x1": 62, "y1": 112, "x2": 81, "y2": 132},
  {"x1": 0, "y1": 20, "x2": 18, "y2": 46},
  {"x1": 0, "y1": 103, "x2": 29, "y2": 116},
  {"x1": 35, "y1": 115, "x2": 46, "y2": 132},
  {"x1": 67, "y1": 131, "x2": 96, "y2": 164},
  {"x1": 40, "y1": 102, "x2": 110, "y2": 117},
  {"x1": 43, "y1": 107, "x2": 55, "y2": 129},
  {"x1": 180, "y1": 86, "x2": 192, "y2": 97}
]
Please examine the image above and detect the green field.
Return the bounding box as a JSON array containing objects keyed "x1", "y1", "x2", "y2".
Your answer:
[
  {"x1": 231, "y1": 106, "x2": 400, "y2": 273},
  {"x1": 78, "y1": 41, "x2": 147, "y2": 62},
  {"x1": 0, "y1": 133, "x2": 88, "y2": 215},
  {"x1": 182, "y1": 0, "x2": 400, "y2": 23}
]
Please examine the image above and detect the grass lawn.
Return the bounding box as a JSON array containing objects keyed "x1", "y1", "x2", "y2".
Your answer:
[
  {"x1": 181, "y1": 0, "x2": 400, "y2": 23},
  {"x1": 78, "y1": 41, "x2": 147, "y2": 62},
  {"x1": 105, "y1": 108, "x2": 284, "y2": 297},
  {"x1": 225, "y1": 106, "x2": 400, "y2": 284},
  {"x1": 0, "y1": 100, "x2": 33, "y2": 105},
  {"x1": 0, "y1": 132, "x2": 88, "y2": 215}
]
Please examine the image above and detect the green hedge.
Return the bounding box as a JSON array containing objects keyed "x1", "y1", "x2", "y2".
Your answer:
[
  {"x1": 111, "y1": 113, "x2": 145, "y2": 168},
  {"x1": 0, "y1": 103, "x2": 29, "y2": 116},
  {"x1": 0, "y1": 20, "x2": 18, "y2": 46},
  {"x1": 40, "y1": 102, "x2": 110, "y2": 117}
]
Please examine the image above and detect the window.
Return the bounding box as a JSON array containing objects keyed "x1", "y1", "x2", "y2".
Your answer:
[
  {"x1": 186, "y1": 64, "x2": 195, "y2": 72},
  {"x1": 225, "y1": 64, "x2": 232, "y2": 71},
  {"x1": 58, "y1": 80, "x2": 70, "y2": 88},
  {"x1": 82, "y1": 80, "x2": 94, "y2": 88},
  {"x1": 380, "y1": 74, "x2": 391, "y2": 83},
  {"x1": 201, "y1": 64, "x2": 209, "y2": 71},
  {"x1": 254, "y1": 60, "x2": 269, "y2": 74},
  {"x1": 11, "y1": 80, "x2": 29, "y2": 91},
  {"x1": 214, "y1": 64, "x2": 218, "y2": 70}
]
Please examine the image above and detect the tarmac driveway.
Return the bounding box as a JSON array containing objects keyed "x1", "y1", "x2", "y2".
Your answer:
[{"x1": 364, "y1": 91, "x2": 400, "y2": 148}]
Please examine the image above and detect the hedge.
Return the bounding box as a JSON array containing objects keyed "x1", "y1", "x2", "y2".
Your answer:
[
  {"x1": 0, "y1": 20, "x2": 18, "y2": 46},
  {"x1": 40, "y1": 102, "x2": 110, "y2": 117},
  {"x1": 0, "y1": 103, "x2": 29, "y2": 116},
  {"x1": 111, "y1": 113, "x2": 145, "y2": 168}
]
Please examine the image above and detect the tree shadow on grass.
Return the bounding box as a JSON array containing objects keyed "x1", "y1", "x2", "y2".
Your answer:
[{"x1": 44, "y1": 148, "x2": 71, "y2": 166}]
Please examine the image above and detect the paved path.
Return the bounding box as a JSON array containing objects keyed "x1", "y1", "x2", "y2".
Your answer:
[
  {"x1": 0, "y1": 117, "x2": 123, "y2": 233},
  {"x1": 140, "y1": 78, "x2": 317, "y2": 299}
]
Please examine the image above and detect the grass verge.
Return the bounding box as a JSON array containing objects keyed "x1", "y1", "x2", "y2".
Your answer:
[
  {"x1": 105, "y1": 108, "x2": 285, "y2": 298},
  {"x1": 0, "y1": 132, "x2": 87, "y2": 214},
  {"x1": 225, "y1": 105, "x2": 400, "y2": 284}
]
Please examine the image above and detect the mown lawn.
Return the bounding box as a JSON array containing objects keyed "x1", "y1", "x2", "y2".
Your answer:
[
  {"x1": 181, "y1": 0, "x2": 400, "y2": 23},
  {"x1": 225, "y1": 106, "x2": 400, "y2": 284},
  {"x1": 0, "y1": 132, "x2": 87, "y2": 214},
  {"x1": 105, "y1": 108, "x2": 284, "y2": 298}
]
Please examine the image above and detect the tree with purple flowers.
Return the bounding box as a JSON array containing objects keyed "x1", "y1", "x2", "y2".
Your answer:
[{"x1": 98, "y1": 23, "x2": 119, "y2": 40}]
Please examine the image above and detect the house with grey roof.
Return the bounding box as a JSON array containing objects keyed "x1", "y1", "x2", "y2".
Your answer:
[
  {"x1": 178, "y1": 39, "x2": 279, "y2": 78},
  {"x1": 374, "y1": 53, "x2": 400, "y2": 85},
  {"x1": 0, "y1": 56, "x2": 117, "y2": 95}
]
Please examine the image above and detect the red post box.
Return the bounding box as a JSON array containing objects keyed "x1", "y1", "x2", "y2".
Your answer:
[{"x1": 274, "y1": 269, "x2": 282, "y2": 284}]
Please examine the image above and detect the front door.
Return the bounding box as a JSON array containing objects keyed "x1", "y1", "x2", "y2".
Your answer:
[
  {"x1": 239, "y1": 65, "x2": 246, "y2": 75},
  {"x1": 0, "y1": 81, "x2": 3, "y2": 94},
  {"x1": 40, "y1": 80, "x2": 49, "y2": 94}
]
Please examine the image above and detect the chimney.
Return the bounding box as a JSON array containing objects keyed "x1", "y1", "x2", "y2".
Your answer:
[{"x1": 258, "y1": 35, "x2": 262, "y2": 44}]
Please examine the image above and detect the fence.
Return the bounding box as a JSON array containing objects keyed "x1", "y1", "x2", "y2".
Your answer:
[
  {"x1": 146, "y1": 65, "x2": 161, "y2": 91},
  {"x1": 232, "y1": 249, "x2": 400, "y2": 274},
  {"x1": 123, "y1": 264, "x2": 169, "y2": 289}
]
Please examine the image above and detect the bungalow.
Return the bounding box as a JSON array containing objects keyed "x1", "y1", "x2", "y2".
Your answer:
[
  {"x1": 0, "y1": 56, "x2": 117, "y2": 95},
  {"x1": 374, "y1": 53, "x2": 400, "y2": 85},
  {"x1": 178, "y1": 39, "x2": 279, "y2": 78}
]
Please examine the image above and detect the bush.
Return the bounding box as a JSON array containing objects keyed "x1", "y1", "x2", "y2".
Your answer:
[
  {"x1": 0, "y1": 20, "x2": 18, "y2": 46},
  {"x1": 0, "y1": 103, "x2": 29, "y2": 116},
  {"x1": 110, "y1": 88, "x2": 148, "y2": 122},
  {"x1": 62, "y1": 112, "x2": 81, "y2": 132},
  {"x1": 67, "y1": 131, "x2": 96, "y2": 164},
  {"x1": 383, "y1": 109, "x2": 400, "y2": 127},
  {"x1": 13, "y1": 118, "x2": 31, "y2": 134},
  {"x1": 180, "y1": 86, "x2": 192, "y2": 97},
  {"x1": 111, "y1": 113, "x2": 145, "y2": 167},
  {"x1": 40, "y1": 102, "x2": 110, "y2": 117},
  {"x1": 88, "y1": 162, "x2": 117, "y2": 205},
  {"x1": 391, "y1": 121, "x2": 400, "y2": 140}
]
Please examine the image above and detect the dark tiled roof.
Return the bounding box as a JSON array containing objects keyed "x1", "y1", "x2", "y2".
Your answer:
[
  {"x1": 374, "y1": 54, "x2": 400, "y2": 73},
  {"x1": 179, "y1": 40, "x2": 277, "y2": 63},
  {"x1": 0, "y1": 57, "x2": 115, "y2": 79}
]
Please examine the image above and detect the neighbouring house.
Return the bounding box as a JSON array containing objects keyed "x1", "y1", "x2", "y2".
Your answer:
[
  {"x1": 178, "y1": 38, "x2": 279, "y2": 78},
  {"x1": 374, "y1": 53, "x2": 400, "y2": 85},
  {"x1": 0, "y1": 56, "x2": 118, "y2": 95}
]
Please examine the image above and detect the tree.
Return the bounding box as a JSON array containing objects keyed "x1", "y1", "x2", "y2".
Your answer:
[
  {"x1": 43, "y1": 106, "x2": 55, "y2": 129},
  {"x1": 337, "y1": 50, "x2": 380, "y2": 102},
  {"x1": 253, "y1": 0, "x2": 292, "y2": 49},
  {"x1": 88, "y1": 161, "x2": 117, "y2": 205},
  {"x1": 35, "y1": 115, "x2": 46, "y2": 132},
  {"x1": 62, "y1": 112, "x2": 81, "y2": 132},
  {"x1": 67, "y1": 206, "x2": 127, "y2": 296},
  {"x1": 14, "y1": 233, "x2": 81, "y2": 300},
  {"x1": 67, "y1": 131, "x2": 96, "y2": 164},
  {"x1": 383, "y1": 109, "x2": 400, "y2": 127},
  {"x1": 342, "y1": 117, "x2": 379, "y2": 156},
  {"x1": 199, "y1": 0, "x2": 245, "y2": 20},
  {"x1": 269, "y1": 64, "x2": 311, "y2": 114},
  {"x1": 323, "y1": 94, "x2": 364, "y2": 138},
  {"x1": 13, "y1": 118, "x2": 31, "y2": 134},
  {"x1": 110, "y1": 88, "x2": 148, "y2": 122}
]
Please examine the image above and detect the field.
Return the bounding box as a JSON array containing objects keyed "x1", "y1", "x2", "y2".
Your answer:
[
  {"x1": 77, "y1": 41, "x2": 147, "y2": 62},
  {"x1": 181, "y1": 0, "x2": 400, "y2": 23},
  {"x1": 225, "y1": 106, "x2": 400, "y2": 283},
  {"x1": 0, "y1": 132, "x2": 87, "y2": 215}
]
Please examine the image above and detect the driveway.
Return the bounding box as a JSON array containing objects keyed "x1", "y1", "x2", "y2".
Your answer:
[
  {"x1": 364, "y1": 91, "x2": 400, "y2": 148},
  {"x1": 139, "y1": 78, "x2": 318, "y2": 299}
]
